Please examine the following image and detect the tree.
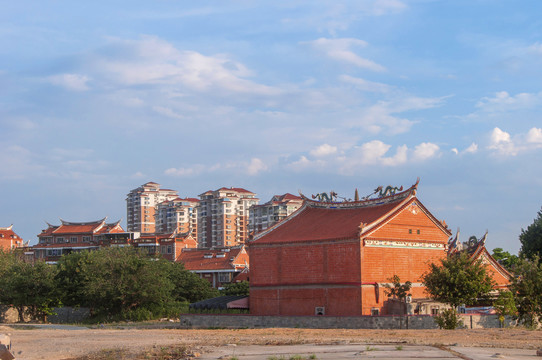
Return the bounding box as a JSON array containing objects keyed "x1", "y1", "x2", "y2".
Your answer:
[
  {"x1": 491, "y1": 247, "x2": 519, "y2": 271},
  {"x1": 0, "y1": 257, "x2": 58, "y2": 322},
  {"x1": 421, "y1": 252, "x2": 495, "y2": 329},
  {"x1": 221, "y1": 281, "x2": 249, "y2": 296},
  {"x1": 509, "y1": 256, "x2": 542, "y2": 328},
  {"x1": 519, "y1": 207, "x2": 542, "y2": 260},
  {"x1": 56, "y1": 247, "x2": 219, "y2": 321},
  {"x1": 383, "y1": 275, "x2": 411, "y2": 315},
  {"x1": 493, "y1": 290, "x2": 517, "y2": 327}
]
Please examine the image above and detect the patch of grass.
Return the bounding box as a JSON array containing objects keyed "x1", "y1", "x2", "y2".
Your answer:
[
  {"x1": 309, "y1": 355, "x2": 317, "y2": 359},
  {"x1": 289, "y1": 356, "x2": 305, "y2": 360},
  {"x1": 366, "y1": 345, "x2": 377, "y2": 351},
  {"x1": 67, "y1": 345, "x2": 191, "y2": 360},
  {"x1": 229, "y1": 357, "x2": 239, "y2": 360},
  {"x1": 267, "y1": 356, "x2": 286, "y2": 360},
  {"x1": 395, "y1": 345, "x2": 403, "y2": 351}
]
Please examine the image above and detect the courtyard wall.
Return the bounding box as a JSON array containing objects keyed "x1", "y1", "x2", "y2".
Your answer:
[{"x1": 179, "y1": 313, "x2": 515, "y2": 329}]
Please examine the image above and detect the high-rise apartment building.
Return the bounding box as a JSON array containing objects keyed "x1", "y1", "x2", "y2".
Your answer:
[
  {"x1": 155, "y1": 197, "x2": 199, "y2": 238},
  {"x1": 126, "y1": 182, "x2": 178, "y2": 233},
  {"x1": 248, "y1": 193, "x2": 303, "y2": 234},
  {"x1": 198, "y1": 187, "x2": 259, "y2": 248}
]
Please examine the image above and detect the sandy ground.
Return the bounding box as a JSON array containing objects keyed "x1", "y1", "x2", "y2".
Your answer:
[{"x1": 2, "y1": 324, "x2": 542, "y2": 360}]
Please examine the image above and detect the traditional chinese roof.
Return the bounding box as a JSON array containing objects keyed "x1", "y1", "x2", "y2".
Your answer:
[
  {"x1": 251, "y1": 179, "x2": 450, "y2": 244},
  {"x1": 38, "y1": 218, "x2": 124, "y2": 236},
  {"x1": 464, "y1": 233, "x2": 513, "y2": 286},
  {"x1": 0, "y1": 225, "x2": 24, "y2": 248},
  {"x1": 178, "y1": 245, "x2": 249, "y2": 272}
]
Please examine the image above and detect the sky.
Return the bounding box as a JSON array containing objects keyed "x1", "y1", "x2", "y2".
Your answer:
[{"x1": 1, "y1": 1, "x2": 541, "y2": 253}]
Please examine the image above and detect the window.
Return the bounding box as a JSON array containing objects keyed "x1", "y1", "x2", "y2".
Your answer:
[
  {"x1": 56, "y1": 237, "x2": 64, "y2": 243},
  {"x1": 431, "y1": 307, "x2": 440, "y2": 315},
  {"x1": 70, "y1": 237, "x2": 78, "y2": 243},
  {"x1": 167, "y1": 245, "x2": 172, "y2": 254},
  {"x1": 417, "y1": 229, "x2": 421, "y2": 234},
  {"x1": 218, "y1": 272, "x2": 232, "y2": 283},
  {"x1": 408, "y1": 229, "x2": 412, "y2": 234},
  {"x1": 83, "y1": 236, "x2": 91, "y2": 242},
  {"x1": 371, "y1": 308, "x2": 380, "y2": 316}
]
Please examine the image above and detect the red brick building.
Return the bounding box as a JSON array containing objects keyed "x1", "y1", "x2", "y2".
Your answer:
[
  {"x1": 248, "y1": 180, "x2": 453, "y2": 316},
  {"x1": 178, "y1": 245, "x2": 249, "y2": 288},
  {"x1": 0, "y1": 225, "x2": 25, "y2": 251},
  {"x1": 133, "y1": 232, "x2": 197, "y2": 261}
]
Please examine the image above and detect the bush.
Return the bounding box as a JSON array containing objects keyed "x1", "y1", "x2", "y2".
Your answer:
[{"x1": 434, "y1": 309, "x2": 464, "y2": 330}]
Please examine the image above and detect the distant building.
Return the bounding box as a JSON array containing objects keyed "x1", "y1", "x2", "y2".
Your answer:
[
  {"x1": 155, "y1": 197, "x2": 199, "y2": 238},
  {"x1": 178, "y1": 245, "x2": 249, "y2": 288},
  {"x1": 126, "y1": 182, "x2": 178, "y2": 234},
  {"x1": 198, "y1": 187, "x2": 259, "y2": 248},
  {"x1": 0, "y1": 225, "x2": 25, "y2": 251},
  {"x1": 248, "y1": 193, "x2": 303, "y2": 234},
  {"x1": 248, "y1": 180, "x2": 454, "y2": 316},
  {"x1": 32, "y1": 218, "x2": 133, "y2": 263},
  {"x1": 133, "y1": 232, "x2": 197, "y2": 261}
]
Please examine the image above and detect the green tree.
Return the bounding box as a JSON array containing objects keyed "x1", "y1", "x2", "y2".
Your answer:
[
  {"x1": 421, "y1": 252, "x2": 495, "y2": 329},
  {"x1": 383, "y1": 275, "x2": 412, "y2": 315},
  {"x1": 56, "y1": 247, "x2": 219, "y2": 321},
  {"x1": 519, "y1": 207, "x2": 542, "y2": 260},
  {"x1": 0, "y1": 258, "x2": 58, "y2": 322},
  {"x1": 491, "y1": 248, "x2": 519, "y2": 271},
  {"x1": 221, "y1": 281, "x2": 249, "y2": 296},
  {"x1": 168, "y1": 262, "x2": 220, "y2": 303},
  {"x1": 493, "y1": 290, "x2": 517, "y2": 327},
  {"x1": 509, "y1": 256, "x2": 542, "y2": 328}
]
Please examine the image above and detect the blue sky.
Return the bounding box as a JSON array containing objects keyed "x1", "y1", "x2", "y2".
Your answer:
[{"x1": 2, "y1": 1, "x2": 541, "y2": 253}]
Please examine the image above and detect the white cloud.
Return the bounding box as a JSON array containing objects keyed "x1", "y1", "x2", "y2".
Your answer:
[
  {"x1": 305, "y1": 38, "x2": 386, "y2": 72},
  {"x1": 371, "y1": 0, "x2": 407, "y2": 15},
  {"x1": 164, "y1": 165, "x2": 204, "y2": 177},
  {"x1": 464, "y1": 143, "x2": 478, "y2": 154},
  {"x1": 476, "y1": 91, "x2": 542, "y2": 113},
  {"x1": 526, "y1": 127, "x2": 542, "y2": 144},
  {"x1": 152, "y1": 106, "x2": 184, "y2": 120},
  {"x1": 488, "y1": 127, "x2": 516, "y2": 155},
  {"x1": 246, "y1": 158, "x2": 268, "y2": 176},
  {"x1": 96, "y1": 36, "x2": 281, "y2": 96},
  {"x1": 412, "y1": 142, "x2": 440, "y2": 161},
  {"x1": 339, "y1": 75, "x2": 392, "y2": 93},
  {"x1": 47, "y1": 73, "x2": 90, "y2": 91},
  {"x1": 528, "y1": 42, "x2": 542, "y2": 54},
  {"x1": 310, "y1": 144, "x2": 338, "y2": 157}
]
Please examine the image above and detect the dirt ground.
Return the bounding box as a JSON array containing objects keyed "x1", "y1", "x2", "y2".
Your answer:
[{"x1": 2, "y1": 324, "x2": 542, "y2": 360}]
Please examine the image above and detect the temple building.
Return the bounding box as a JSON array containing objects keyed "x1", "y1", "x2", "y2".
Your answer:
[
  {"x1": 31, "y1": 218, "x2": 132, "y2": 263},
  {"x1": 0, "y1": 225, "x2": 25, "y2": 251},
  {"x1": 248, "y1": 180, "x2": 454, "y2": 316}
]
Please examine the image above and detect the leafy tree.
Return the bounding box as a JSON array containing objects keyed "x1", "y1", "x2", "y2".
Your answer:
[
  {"x1": 421, "y1": 252, "x2": 495, "y2": 329},
  {"x1": 509, "y1": 256, "x2": 542, "y2": 328},
  {"x1": 491, "y1": 248, "x2": 519, "y2": 271},
  {"x1": 168, "y1": 262, "x2": 220, "y2": 303},
  {"x1": 493, "y1": 290, "x2": 517, "y2": 327},
  {"x1": 0, "y1": 257, "x2": 58, "y2": 322},
  {"x1": 383, "y1": 275, "x2": 412, "y2": 315},
  {"x1": 56, "y1": 247, "x2": 219, "y2": 321},
  {"x1": 221, "y1": 281, "x2": 249, "y2": 296},
  {"x1": 519, "y1": 207, "x2": 542, "y2": 260}
]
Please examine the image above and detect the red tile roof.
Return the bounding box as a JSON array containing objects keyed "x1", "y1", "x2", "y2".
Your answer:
[
  {"x1": 251, "y1": 184, "x2": 429, "y2": 244},
  {"x1": 178, "y1": 246, "x2": 248, "y2": 271}
]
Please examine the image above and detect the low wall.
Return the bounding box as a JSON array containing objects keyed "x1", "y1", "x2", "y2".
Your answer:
[
  {"x1": 179, "y1": 313, "x2": 514, "y2": 330},
  {"x1": 48, "y1": 307, "x2": 90, "y2": 323}
]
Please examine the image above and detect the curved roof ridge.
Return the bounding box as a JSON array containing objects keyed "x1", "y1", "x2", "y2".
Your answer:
[
  {"x1": 300, "y1": 178, "x2": 419, "y2": 209},
  {"x1": 59, "y1": 217, "x2": 107, "y2": 226}
]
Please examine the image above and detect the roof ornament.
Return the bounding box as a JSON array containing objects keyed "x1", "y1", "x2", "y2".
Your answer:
[
  {"x1": 363, "y1": 185, "x2": 403, "y2": 200},
  {"x1": 447, "y1": 228, "x2": 462, "y2": 255},
  {"x1": 311, "y1": 191, "x2": 338, "y2": 202}
]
